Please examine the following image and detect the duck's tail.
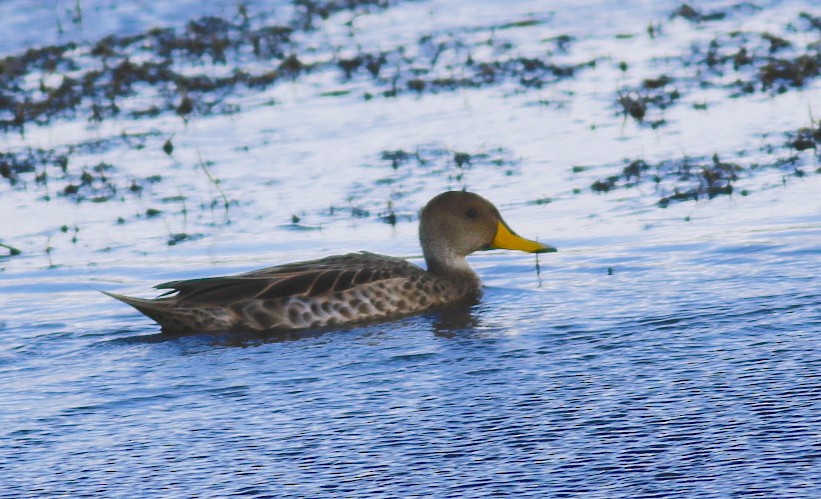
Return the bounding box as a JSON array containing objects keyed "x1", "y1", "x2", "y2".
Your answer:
[
  {"x1": 102, "y1": 290, "x2": 175, "y2": 326},
  {"x1": 103, "y1": 290, "x2": 236, "y2": 332}
]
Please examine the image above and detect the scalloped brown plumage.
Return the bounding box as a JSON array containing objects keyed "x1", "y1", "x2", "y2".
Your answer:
[{"x1": 105, "y1": 191, "x2": 556, "y2": 332}]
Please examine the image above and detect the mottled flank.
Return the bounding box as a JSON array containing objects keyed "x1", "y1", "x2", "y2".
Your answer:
[
  {"x1": 107, "y1": 253, "x2": 473, "y2": 331},
  {"x1": 106, "y1": 191, "x2": 555, "y2": 333}
]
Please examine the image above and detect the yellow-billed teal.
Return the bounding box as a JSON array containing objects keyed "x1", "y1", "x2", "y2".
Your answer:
[{"x1": 105, "y1": 191, "x2": 556, "y2": 332}]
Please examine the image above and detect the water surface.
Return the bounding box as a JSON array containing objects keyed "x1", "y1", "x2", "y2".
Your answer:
[{"x1": 1, "y1": 0, "x2": 820, "y2": 496}]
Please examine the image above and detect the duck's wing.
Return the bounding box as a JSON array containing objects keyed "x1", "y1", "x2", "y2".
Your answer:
[{"x1": 154, "y1": 252, "x2": 421, "y2": 306}]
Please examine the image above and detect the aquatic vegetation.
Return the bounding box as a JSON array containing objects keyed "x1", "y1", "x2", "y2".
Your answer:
[
  {"x1": 0, "y1": 2, "x2": 409, "y2": 131},
  {"x1": 0, "y1": 241, "x2": 22, "y2": 258},
  {"x1": 615, "y1": 9, "x2": 820, "y2": 127},
  {"x1": 0, "y1": 0, "x2": 818, "y2": 261},
  {"x1": 0, "y1": 3, "x2": 585, "y2": 133},
  {"x1": 787, "y1": 120, "x2": 821, "y2": 153},
  {"x1": 670, "y1": 2, "x2": 760, "y2": 24},
  {"x1": 318, "y1": 146, "x2": 520, "y2": 227},
  {"x1": 587, "y1": 131, "x2": 819, "y2": 206},
  {"x1": 616, "y1": 75, "x2": 681, "y2": 128},
  {"x1": 0, "y1": 132, "x2": 160, "y2": 201}
]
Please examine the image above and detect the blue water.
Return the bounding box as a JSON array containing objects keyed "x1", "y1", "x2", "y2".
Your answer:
[
  {"x1": 3, "y1": 193, "x2": 820, "y2": 496},
  {"x1": 2, "y1": 0, "x2": 820, "y2": 496}
]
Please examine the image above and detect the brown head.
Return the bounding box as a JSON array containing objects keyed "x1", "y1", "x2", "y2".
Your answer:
[{"x1": 418, "y1": 191, "x2": 556, "y2": 279}]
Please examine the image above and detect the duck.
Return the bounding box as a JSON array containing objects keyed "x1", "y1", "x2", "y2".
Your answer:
[{"x1": 105, "y1": 191, "x2": 556, "y2": 332}]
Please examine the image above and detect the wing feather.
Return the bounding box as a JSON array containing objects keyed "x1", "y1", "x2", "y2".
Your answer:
[{"x1": 152, "y1": 252, "x2": 421, "y2": 306}]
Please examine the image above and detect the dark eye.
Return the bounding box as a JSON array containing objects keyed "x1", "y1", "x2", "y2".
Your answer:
[{"x1": 465, "y1": 207, "x2": 478, "y2": 219}]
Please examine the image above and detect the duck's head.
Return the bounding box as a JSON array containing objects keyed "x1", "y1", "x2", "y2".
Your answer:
[{"x1": 419, "y1": 191, "x2": 556, "y2": 277}]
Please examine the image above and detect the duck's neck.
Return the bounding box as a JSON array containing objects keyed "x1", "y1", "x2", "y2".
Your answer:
[{"x1": 424, "y1": 250, "x2": 481, "y2": 288}]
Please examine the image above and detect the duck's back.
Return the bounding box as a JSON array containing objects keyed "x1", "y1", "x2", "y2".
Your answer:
[{"x1": 116, "y1": 252, "x2": 475, "y2": 332}]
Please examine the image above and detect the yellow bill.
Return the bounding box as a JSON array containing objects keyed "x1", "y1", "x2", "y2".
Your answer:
[{"x1": 490, "y1": 221, "x2": 556, "y2": 253}]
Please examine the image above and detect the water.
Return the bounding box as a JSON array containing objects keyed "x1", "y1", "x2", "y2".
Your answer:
[{"x1": 2, "y1": 0, "x2": 820, "y2": 496}]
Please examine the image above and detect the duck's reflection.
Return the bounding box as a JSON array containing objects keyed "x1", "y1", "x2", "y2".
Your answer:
[{"x1": 430, "y1": 302, "x2": 480, "y2": 337}]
